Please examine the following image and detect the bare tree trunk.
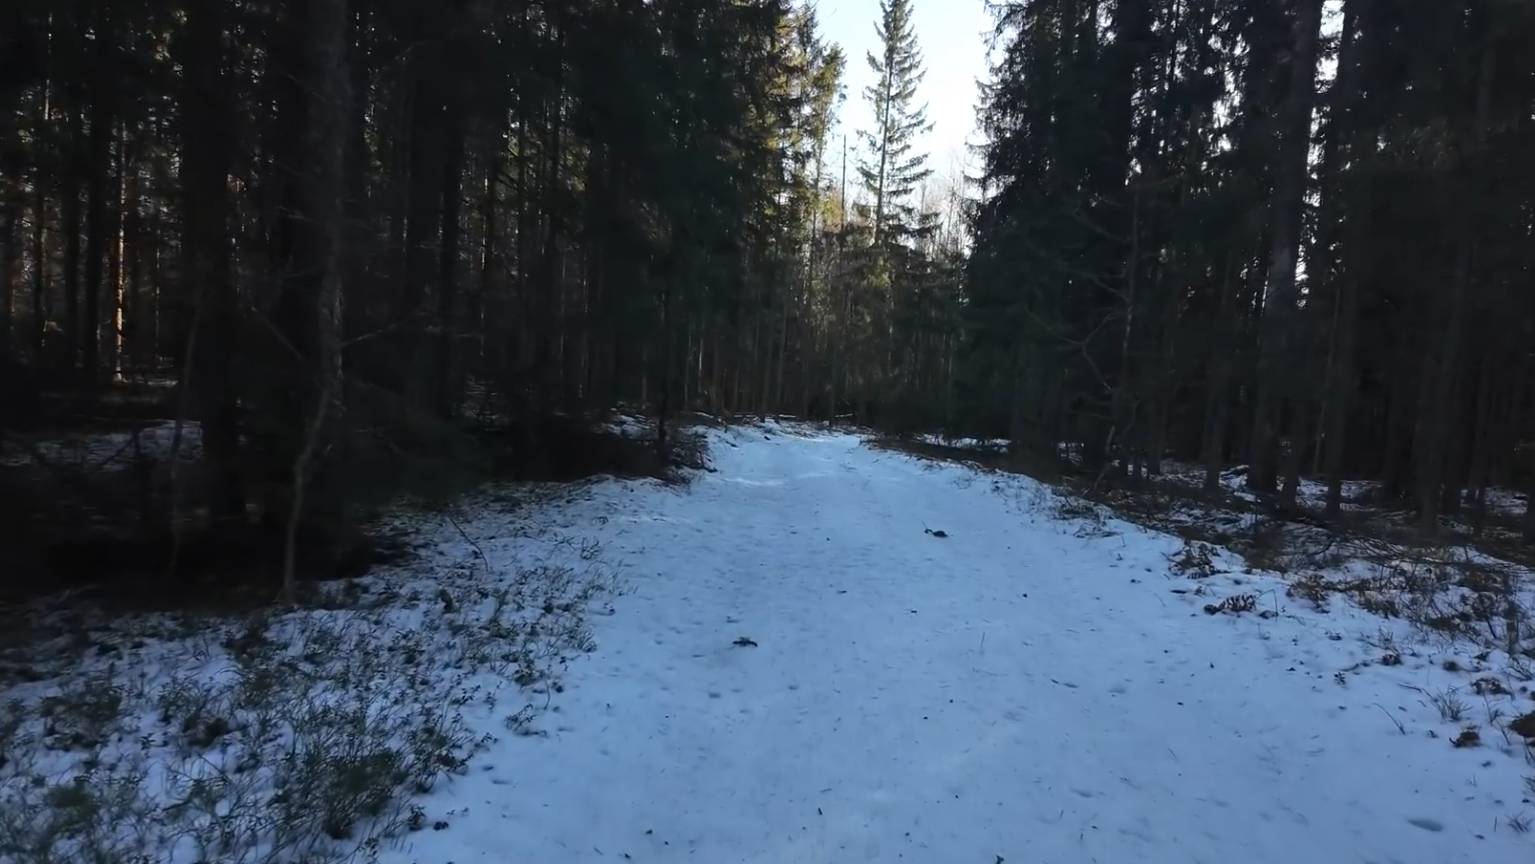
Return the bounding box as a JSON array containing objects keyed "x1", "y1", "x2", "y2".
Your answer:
[
  {"x1": 1323, "y1": 4, "x2": 1367, "y2": 518},
  {"x1": 1322, "y1": 261, "x2": 1359, "y2": 516},
  {"x1": 0, "y1": 11, "x2": 21, "y2": 358},
  {"x1": 403, "y1": 60, "x2": 443, "y2": 415},
  {"x1": 537, "y1": 17, "x2": 567, "y2": 402},
  {"x1": 343, "y1": 0, "x2": 370, "y2": 347},
  {"x1": 514, "y1": 17, "x2": 534, "y2": 379},
  {"x1": 1112, "y1": 187, "x2": 1142, "y2": 482},
  {"x1": 655, "y1": 279, "x2": 672, "y2": 465},
  {"x1": 1249, "y1": 0, "x2": 1323, "y2": 498},
  {"x1": 437, "y1": 93, "x2": 464, "y2": 417},
  {"x1": 282, "y1": 0, "x2": 348, "y2": 603},
  {"x1": 755, "y1": 311, "x2": 769, "y2": 416},
  {"x1": 477, "y1": 116, "x2": 502, "y2": 382},
  {"x1": 81, "y1": 0, "x2": 115, "y2": 384},
  {"x1": 180, "y1": 0, "x2": 244, "y2": 522},
  {"x1": 775, "y1": 296, "x2": 789, "y2": 415},
  {"x1": 0, "y1": 159, "x2": 17, "y2": 359},
  {"x1": 1416, "y1": 36, "x2": 1494, "y2": 533},
  {"x1": 1201, "y1": 251, "x2": 1238, "y2": 492},
  {"x1": 108, "y1": 122, "x2": 127, "y2": 379},
  {"x1": 123, "y1": 160, "x2": 143, "y2": 371},
  {"x1": 139, "y1": 187, "x2": 158, "y2": 367},
  {"x1": 62, "y1": 109, "x2": 82, "y2": 372},
  {"x1": 1465, "y1": 362, "x2": 1496, "y2": 535},
  {"x1": 31, "y1": 128, "x2": 49, "y2": 360}
]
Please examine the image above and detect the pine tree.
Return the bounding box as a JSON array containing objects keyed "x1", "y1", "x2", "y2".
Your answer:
[{"x1": 857, "y1": 0, "x2": 931, "y2": 250}]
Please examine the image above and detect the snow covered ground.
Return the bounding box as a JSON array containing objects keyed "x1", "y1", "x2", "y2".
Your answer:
[
  {"x1": 913, "y1": 432, "x2": 1009, "y2": 452},
  {"x1": 1158, "y1": 457, "x2": 1530, "y2": 522},
  {"x1": 385, "y1": 423, "x2": 1534, "y2": 864},
  {"x1": 0, "y1": 419, "x2": 202, "y2": 470},
  {"x1": 3, "y1": 422, "x2": 1530, "y2": 863},
  {"x1": 0, "y1": 485, "x2": 615, "y2": 864}
]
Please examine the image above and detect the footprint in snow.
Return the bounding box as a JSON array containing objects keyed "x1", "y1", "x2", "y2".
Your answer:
[{"x1": 1406, "y1": 817, "x2": 1444, "y2": 833}]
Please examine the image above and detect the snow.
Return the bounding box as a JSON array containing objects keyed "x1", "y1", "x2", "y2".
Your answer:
[
  {"x1": 602, "y1": 411, "x2": 655, "y2": 441},
  {"x1": 914, "y1": 432, "x2": 1009, "y2": 452},
  {"x1": 2, "y1": 421, "x2": 1527, "y2": 862},
  {"x1": 1159, "y1": 458, "x2": 1529, "y2": 521},
  {"x1": 385, "y1": 423, "x2": 1534, "y2": 864},
  {"x1": 1484, "y1": 486, "x2": 1531, "y2": 519},
  {"x1": 0, "y1": 487, "x2": 614, "y2": 864},
  {"x1": 0, "y1": 419, "x2": 202, "y2": 470}
]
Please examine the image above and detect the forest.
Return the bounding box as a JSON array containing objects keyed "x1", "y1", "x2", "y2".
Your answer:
[
  {"x1": 3, "y1": 2, "x2": 1535, "y2": 863},
  {"x1": 0, "y1": 0, "x2": 976, "y2": 585},
  {"x1": 968, "y1": 0, "x2": 1535, "y2": 541},
  {"x1": 1, "y1": 0, "x2": 1533, "y2": 588}
]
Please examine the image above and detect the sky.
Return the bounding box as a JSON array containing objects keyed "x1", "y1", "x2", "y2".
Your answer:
[{"x1": 815, "y1": 0, "x2": 994, "y2": 193}]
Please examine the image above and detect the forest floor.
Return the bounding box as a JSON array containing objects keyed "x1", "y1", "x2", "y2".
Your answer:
[{"x1": 3, "y1": 421, "x2": 1534, "y2": 863}]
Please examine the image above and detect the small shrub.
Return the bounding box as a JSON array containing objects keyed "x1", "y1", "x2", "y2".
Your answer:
[
  {"x1": 1243, "y1": 519, "x2": 1289, "y2": 573},
  {"x1": 1428, "y1": 689, "x2": 1468, "y2": 723},
  {"x1": 1471, "y1": 677, "x2": 1509, "y2": 697},
  {"x1": 39, "y1": 675, "x2": 124, "y2": 749},
  {"x1": 1509, "y1": 711, "x2": 1535, "y2": 740},
  {"x1": 1509, "y1": 654, "x2": 1535, "y2": 682},
  {"x1": 1358, "y1": 592, "x2": 1400, "y2": 618},
  {"x1": 1368, "y1": 627, "x2": 1399, "y2": 653},
  {"x1": 1169, "y1": 541, "x2": 1217, "y2": 579},
  {"x1": 1204, "y1": 594, "x2": 1257, "y2": 616},
  {"x1": 1287, "y1": 573, "x2": 1331, "y2": 610}
]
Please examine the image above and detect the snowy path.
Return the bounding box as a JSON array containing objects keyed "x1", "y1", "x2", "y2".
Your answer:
[{"x1": 392, "y1": 425, "x2": 1530, "y2": 864}]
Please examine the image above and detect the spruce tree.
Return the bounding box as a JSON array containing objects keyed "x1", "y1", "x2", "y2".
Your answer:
[{"x1": 858, "y1": 0, "x2": 931, "y2": 250}]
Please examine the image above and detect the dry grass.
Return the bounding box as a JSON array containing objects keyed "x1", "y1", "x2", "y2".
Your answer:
[{"x1": 0, "y1": 517, "x2": 617, "y2": 864}]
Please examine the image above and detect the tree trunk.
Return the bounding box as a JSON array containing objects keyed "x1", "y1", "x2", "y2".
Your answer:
[
  {"x1": 62, "y1": 109, "x2": 82, "y2": 372},
  {"x1": 180, "y1": 0, "x2": 244, "y2": 523},
  {"x1": 1112, "y1": 187, "x2": 1142, "y2": 481},
  {"x1": 1, "y1": 18, "x2": 28, "y2": 361},
  {"x1": 655, "y1": 277, "x2": 672, "y2": 465},
  {"x1": 1322, "y1": 1, "x2": 1368, "y2": 518},
  {"x1": 31, "y1": 128, "x2": 49, "y2": 361},
  {"x1": 1322, "y1": 258, "x2": 1360, "y2": 517},
  {"x1": 81, "y1": 0, "x2": 115, "y2": 384},
  {"x1": 1201, "y1": 251, "x2": 1238, "y2": 492},
  {"x1": 477, "y1": 119, "x2": 502, "y2": 384},
  {"x1": 1465, "y1": 360, "x2": 1496, "y2": 535},
  {"x1": 437, "y1": 91, "x2": 464, "y2": 417},
  {"x1": 538, "y1": 33, "x2": 566, "y2": 403},
  {"x1": 0, "y1": 146, "x2": 17, "y2": 358},
  {"x1": 282, "y1": 0, "x2": 349, "y2": 602},
  {"x1": 514, "y1": 15, "x2": 534, "y2": 381},
  {"x1": 403, "y1": 56, "x2": 444, "y2": 415},
  {"x1": 1249, "y1": 0, "x2": 1323, "y2": 497},
  {"x1": 123, "y1": 160, "x2": 142, "y2": 371},
  {"x1": 343, "y1": 0, "x2": 370, "y2": 348},
  {"x1": 107, "y1": 122, "x2": 127, "y2": 380},
  {"x1": 1416, "y1": 35, "x2": 1494, "y2": 533}
]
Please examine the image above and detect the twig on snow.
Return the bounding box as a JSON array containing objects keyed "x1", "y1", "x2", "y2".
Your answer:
[{"x1": 1374, "y1": 702, "x2": 1407, "y2": 735}]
